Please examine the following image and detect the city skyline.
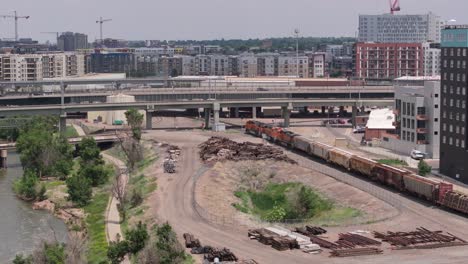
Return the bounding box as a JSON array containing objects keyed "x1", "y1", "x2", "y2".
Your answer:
[{"x1": 1, "y1": 0, "x2": 467, "y2": 43}]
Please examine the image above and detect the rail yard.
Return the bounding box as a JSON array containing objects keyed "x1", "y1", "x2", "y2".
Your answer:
[{"x1": 140, "y1": 117, "x2": 468, "y2": 264}]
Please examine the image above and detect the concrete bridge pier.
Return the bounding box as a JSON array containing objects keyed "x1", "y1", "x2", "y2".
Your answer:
[
  {"x1": 146, "y1": 110, "x2": 154, "y2": 130},
  {"x1": 352, "y1": 105, "x2": 358, "y2": 128},
  {"x1": 204, "y1": 108, "x2": 210, "y2": 129},
  {"x1": 321, "y1": 106, "x2": 326, "y2": 115},
  {"x1": 59, "y1": 113, "x2": 67, "y2": 133},
  {"x1": 339, "y1": 106, "x2": 345, "y2": 116},
  {"x1": 282, "y1": 103, "x2": 293, "y2": 128},
  {"x1": 1, "y1": 149, "x2": 7, "y2": 168},
  {"x1": 252, "y1": 107, "x2": 257, "y2": 119},
  {"x1": 213, "y1": 103, "x2": 220, "y2": 128}
]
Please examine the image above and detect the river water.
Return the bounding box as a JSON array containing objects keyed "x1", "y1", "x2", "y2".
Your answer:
[{"x1": 0, "y1": 152, "x2": 68, "y2": 262}]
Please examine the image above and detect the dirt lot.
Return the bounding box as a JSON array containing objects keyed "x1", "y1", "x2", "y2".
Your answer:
[
  {"x1": 195, "y1": 160, "x2": 397, "y2": 228},
  {"x1": 141, "y1": 119, "x2": 468, "y2": 264}
]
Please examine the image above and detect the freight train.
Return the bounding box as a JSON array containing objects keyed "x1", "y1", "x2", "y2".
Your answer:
[{"x1": 245, "y1": 120, "x2": 468, "y2": 216}]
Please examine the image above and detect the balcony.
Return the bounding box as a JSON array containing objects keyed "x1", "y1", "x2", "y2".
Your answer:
[
  {"x1": 416, "y1": 115, "x2": 428, "y2": 121},
  {"x1": 416, "y1": 128, "x2": 428, "y2": 134}
]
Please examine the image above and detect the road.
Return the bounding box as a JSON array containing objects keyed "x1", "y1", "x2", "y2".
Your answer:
[{"x1": 148, "y1": 130, "x2": 468, "y2": 264}]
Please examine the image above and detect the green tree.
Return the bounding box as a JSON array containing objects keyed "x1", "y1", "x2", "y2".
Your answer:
[
  {"x1": 418, "y1": 160, "x2": 432, "y2": 176},
  {"x1": 125, "y1": 109, "x2": 144, "y2": 141},
  {"x1": 42, "y1": 243, "x2": 66, "y2": 264},
  {"x1": 77, "y1": 137, "x2": 103, "y2": 165},
  {"x1": 264, "y1": 205, "x2": 286, "y2": 222},
  {"x1": 107, "y1": 240, "x2": 129, "y2": 264},
  {"x1": 155, "y1": 223, "x2": 186, "y2": 264},
  {"x1": 16, "y1": 117, "x2": 73, "y2": 178},
  {"x1": 66, "y1": 174, "x2": 92, "y2": 207},
  {"x1": 76, "y1": 137, "x2": 110, "y2": 187},
  {"x1": 125, "y1": 221, "x2": 149, "y2": 255},
  {"x1": 13, "y1": 169, "x2": 38, "y2": 200}
]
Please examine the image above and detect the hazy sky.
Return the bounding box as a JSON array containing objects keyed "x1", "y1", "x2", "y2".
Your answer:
[{"x1": 1, "y1": 0, "x2": 467, "y2": 42}]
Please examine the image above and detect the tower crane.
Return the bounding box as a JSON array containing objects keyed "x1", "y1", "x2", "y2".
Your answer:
[
  {"x1": 96, "y1": 17, "x2": 112, "y2": 43},
  {"x1": 389, "y1": 0, "x2": 401, "y2": 15},
  {"x1": 0, "y1": 11, "x2": 30, "y2": 41}
]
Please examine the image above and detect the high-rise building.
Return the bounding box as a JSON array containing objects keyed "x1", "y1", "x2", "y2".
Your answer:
[
  {"x1": 423, "y1": 42, "x2": 441, "y2": 76},
  {"x1": 358, "y1": 12, "x2": 444, "y2": 43},
  {"x1": 439, "y1": 25, "x2": 468, "y2": 181},
  {"x1": 354, "y1": 42, "x2": 424, "y2": 80},
  {"x1": 278, "y1": 55, "x2": 309, "y2": 78},
  {"x1": 57, "y1": 32, "x2": 88, "y2": 51}
]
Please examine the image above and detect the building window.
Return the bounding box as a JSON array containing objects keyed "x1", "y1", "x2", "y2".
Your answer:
[
  {"x1": 463, "y1": 140, "x2": 466, "y2": 148},
  {"x1": 463, "y1": 114, "x2": 466, "y2": 122},
  {"x1": 435, "y1": 104, "x2": 439, "y2": 109},
  {"x1": 449, "y1": 137, "x2": 453, "y2": 145},
  {"x1": 456, "y1": 139, "x2": 460, "y2": 147},
  {"x1": 434, "y1": 131, "x2": 438, "y2": 135},
  {"x1": 462, "y1": 127, "x2": 466, "y2": 135},
  {"x1": 442, "y1": 136, "x2": 446, "y2": 144},
  {"x1": 435, "y1": 118, "x2": 438, "y2": 122},
  {"x1": 450, "y1": 124, "x2": 453, "y2": 132},
  {"x1": 443, "y1": 123, "x2": 446, "y2": 131}
]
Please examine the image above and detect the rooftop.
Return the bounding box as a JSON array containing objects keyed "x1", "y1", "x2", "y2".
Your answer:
[{"x1": 366, "y1": 108, "x2": 395, "y2": 130}]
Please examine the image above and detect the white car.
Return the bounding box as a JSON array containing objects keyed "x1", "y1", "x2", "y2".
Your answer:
[{"x1": 410, "y1": 150, "x2": 425, "y2": 160}]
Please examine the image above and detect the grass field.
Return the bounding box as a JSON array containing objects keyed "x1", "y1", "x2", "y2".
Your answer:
[
  {"x1": 233, "y1": 182, "x2": 360, "y2": 224},
  {"x1": 376, "y1": 159, "x2": 408, "y2": 166},
  {"x1": 84, "y1": 190, "x2": 110, "y2": 263},
  {"x1": 64, "y1": 125, "x2": 79, "y2": 138}
]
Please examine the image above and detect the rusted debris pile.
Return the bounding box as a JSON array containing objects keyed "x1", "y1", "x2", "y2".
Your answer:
[
  {"x1": 374, "y1": 227, "x2": 468, "y2": 250},
  {"x1": 183, "y1": 233, "x2": 201, "y2": 248},
  {"x1": 330, "y1": 248, "x2": 383, "y2": 257},
  {"x1": 163, "y1": 144, "x2": 181, "y2": 173},
  {"x1": 295, "y1": 226, "x2": 327, "y2": 236},
  {"x1": 183, "y1": 233, "x2": 240, "y2": 263},
  {"x1": 204, "y1": 248, "x2": 238, "y2": 262},
  {"x1": 337, "y1": 233, "x2": 382, "y2": 248},
  {"x1": 199, "y1": 137, "x2": 296, "y2": 163}
]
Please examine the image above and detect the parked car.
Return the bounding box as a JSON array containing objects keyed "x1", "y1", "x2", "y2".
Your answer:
[
  {"x1": 410, "y1": 150, "x2": 425, "y2": 160},
  {"x1": 353, "y1": 126, "x2": 365, "y2": 133}
]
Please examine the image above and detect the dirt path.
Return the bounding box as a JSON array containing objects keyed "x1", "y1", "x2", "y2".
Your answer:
[
  {"x1": 146, "y1": 130, "x2": 468, "y2": 264},
  {"x1": 72, "y1": 123, "x2": 86, "y2": 137},
  {"x1": 102, "y1": 153, "x2": 130, "y2": 264}
]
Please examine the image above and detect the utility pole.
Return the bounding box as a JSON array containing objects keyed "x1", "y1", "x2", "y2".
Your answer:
[
  {"x1": 294, "y1": 29, "x2": 300, "y2": 78},
  {"x1": 0, "y1": 11, "x2": 30, "y2": 41},
  {"x1": 96, "y1": 17, "x2": 112, "y2": 45}
]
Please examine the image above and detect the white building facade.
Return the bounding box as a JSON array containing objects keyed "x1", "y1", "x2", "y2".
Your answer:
[
  {"x1": 358, "y1": 12, "x2": 444, "y2": 43},
  {"x1": 422, "y1": 42, "x2": 441, "y2": 76}
]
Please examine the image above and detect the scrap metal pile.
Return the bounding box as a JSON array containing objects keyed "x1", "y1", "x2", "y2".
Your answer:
[
  {"x1": 163, "y1": 144, "x2": 181, "y2": 173},
  {"x1": 248, "y1": 227, "x2": 322, "y2": 254},
  {"x1": 373, "y1": 227, "x2": 468, "y2": 250},
  {"x1": 199, "y1": 137, "x2": 296, "y2": 163},
  {"x1": 183, "y1": 233, "x2": 240, "y2": 263}
]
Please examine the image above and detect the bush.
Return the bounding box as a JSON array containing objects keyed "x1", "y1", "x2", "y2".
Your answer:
[
  {"x1": 264, "y1": 205, "x2": 287, "y2": 222},
  {"x1": 125, "y1": 221, "x2": 149, "y2": 255},
  {"x1": 14, "y1": 170, "x2": 38, "y2": 200},
  {"x1": 13, "y1": 254, "x2": 33, "y2": 264},
  {"x1": 129, "y1": 189, "x2": 143, "y2": 208},
  {"x1": 37, "y1": 184, "x2": 47, "y2": 201},
  {"x1": 66, "y1": 174, "x2": 92, "y2": 207},
  {"x1": 418, "y1": 160, "x2": 432, "y2": 176},
  {"x1": 77, "y1": 163, "x2": 111, "y2": 187},
  {"x1": 107, "y1": 240, "x2": 129, "y2": 264}
]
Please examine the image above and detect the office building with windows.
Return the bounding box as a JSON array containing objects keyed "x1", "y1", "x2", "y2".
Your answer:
[{"x1": 440, "y1": 25, "x2": 468, "y2": 181}]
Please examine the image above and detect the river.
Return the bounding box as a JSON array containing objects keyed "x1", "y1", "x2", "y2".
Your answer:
[{"x1": 0, "y1": 152, "x2": 68, "y2": 262}]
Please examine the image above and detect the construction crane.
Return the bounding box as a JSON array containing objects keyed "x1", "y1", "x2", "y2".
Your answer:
[
  {"x1": 0, "y1": 11, "x2": 30, "y2": 41},
  {"x1": 389, "y1": 0, "x2": 401, "y2": 15},
  {"x1": 96, "y1": 17, "x2": 112, "y2": 43}
]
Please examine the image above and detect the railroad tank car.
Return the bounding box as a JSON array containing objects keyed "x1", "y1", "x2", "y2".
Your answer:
[
  {"x1": 402, "y1": 174, "x2": 445, "y2": 202},
  {"x1": 310, "y1": 141, "x2": 332, "y2": 161},
  {"x1": 440, "y1": 191, "x2": 468, "y2": 214},
  {"x1": 292, "y1": 136, "x2": 313, "y2": 154},
  {"x1": 349, "y1": 156, "x2": 378, "y2": 178},
  {"x1": 328, "y1": 148, "x2": 353, "y2": 170},
  {"x1": 372, "y1": 164, "x2": 408, "y2": 191}
]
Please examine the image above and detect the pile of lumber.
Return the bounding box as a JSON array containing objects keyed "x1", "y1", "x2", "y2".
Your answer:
[
  {"x1": 373, "y1": 227, "x2": 467, "y2": 249},
  {"x1": 183, "y1": 233, "x2": 201, "y2": 248},
  {"x1": 330, "y1": 248, "x2": 383, "y2": 257},
  {"x1": 295, "y1": 226, "x2": 327, "y2": 236},
  {"x1": 271, "y1": 236, "x2": 298, "y2": 251},
  {"x1": 199, "y1": 137, "x2": 296, "y2": 163},
  {"x1": 204, "y1": 248, "x2": 238, "y2": 262},
  {"x1": 248, "y1": 228, "x2": 278, "y2": 245},
  {"x1": 338, "y1": 233, "x2": 381, "y2": 247}
]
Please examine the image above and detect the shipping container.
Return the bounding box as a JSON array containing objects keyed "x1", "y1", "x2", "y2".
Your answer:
[
  {"x1": 310, "y1": 142, "x2": 332, "y2": 161},
  {"x1": 403, "y1": 174, "x2": 439, "y2": 201},
  {"x1": 441, "y1": 191, "x2": 468, "y2": 214},
  {"x1": 293, "y1": 136, "x2": 313, "y2": 153},
  {"x1": 328, "y1": 148, "x2": 353, "y2": 170},
  {"x1": 349, "y1": 156, "x2": 377, "y2": 178},
  {"x1": 372, "y1": 164, "x2": 407, "y2": 191}
]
